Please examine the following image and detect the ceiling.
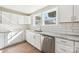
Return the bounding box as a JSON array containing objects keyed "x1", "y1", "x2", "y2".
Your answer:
[{"x1": 1, "y1": 5, "x2": 47, "y2": 14}]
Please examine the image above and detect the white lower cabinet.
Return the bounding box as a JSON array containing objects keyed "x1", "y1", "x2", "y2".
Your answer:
[
  {"x1": 26, "y1": 30, "x2": 35, "y2": 45},
  {"x1": 55, "y1": 38, "x2": 74, "y2": 53},
  {"x1": 26, "y1": 30, "x2": 42, "y2": 50},
  {"x1": 26, "y1": 31, "x2": 55, "y2": 52},
  {"x1": 26, "y1": 31, "x2": 79, "y2": 53},
  {"x1": 55, "y1": 43, "x2": 74, "y2": 53},
  {"x1": 56, "y1": 38, "x2": 74, "y2": 46},
  {"x1": 33, "y1": 34, "x2": 41, "y2": 50}
]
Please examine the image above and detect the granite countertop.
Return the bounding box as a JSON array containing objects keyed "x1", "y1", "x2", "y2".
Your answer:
[{"x1": 33, "y1": 31, "x2": 79, "y2": 41}]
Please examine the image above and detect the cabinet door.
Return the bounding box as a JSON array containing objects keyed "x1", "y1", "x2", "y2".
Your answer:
[
  {"x1": 26, "y1": 31, "x2": 34, "y2": 45},
  {"x1": 32, "y1": 13, "x2": 42, "y2": 26},
  {"x1": 18, "y1": 15, "x2": 24, "y2": 24},
  {"x1": 26, "y1": 31, "x2": 32, "y2": 43},
  {"x1": 59, "y1": 5, "x2": 73, "y2": 22},
  {"x1": 34, "y1": 33, "x2": 41, "y2": 50},
  {"x1": 55, "y1": 43, "x2": 74, "y2": 53},
  {"x1": 2, "y1": 12, "x2": 11, "y2": 24},
  {"x1": 26, "y1": 31, "x2": 41, "y2": 50},
  {"x1": 55, "y1": 38, "x2": 74, "y2": 53},
  {"x1": 11, "y1": 14, "x2": 18, "y2": 24},
  {"x1": 0, "y1": 11, "x2": 2, "y2": 23},
  {"x1": 74, "y1": 5, "x2": 79, "y2": 21},
  {"x1": 29, "y1": 32, "x2": 35, "y2": 46},
  {"x1": 24, "y1": 16, "x2": 31, "y2": 24},
  {"x1": 55, "y1": 38, "x2": 74, "y2": 46},
  {"x1": 0, "y1": 33, "x2": 4, "y2": 49}
]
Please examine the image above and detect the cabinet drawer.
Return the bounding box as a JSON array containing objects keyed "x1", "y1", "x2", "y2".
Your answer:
[
  {"x1": 55, "y1": 43, "x2": 74, "y2": 53},
  {"x1": 55, "y1": 38, "x2": 74, "y2": 46}
]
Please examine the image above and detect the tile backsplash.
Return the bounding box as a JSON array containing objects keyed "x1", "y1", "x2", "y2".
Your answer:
[
  {"x1": 31, "y1": 22, "x2": 79, "y2": 34},
  {"x1": 41, "y1": 22, "x2": 79, "y2": 34}
]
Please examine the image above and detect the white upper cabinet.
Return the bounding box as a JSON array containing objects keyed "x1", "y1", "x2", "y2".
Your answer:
[
  {"x1": 18, "y1": 15, "x2": 31, "y2": 24},
  {"x1": 18, "y1": 15, "x2": 24, "y2": 24},
  {"x1": 1, "y1": 11, "x2": 31, "y2": 25},
  {"x1": 58, "y1": 5, "x2": 74, "y2": 22},
  {"x1": 74, "y1": 5, "x2": 79, "y2": 21},
  {"x1": 24, "y1": 16, "x2": 31, "y2": 24},
  {"x1": 0, "y1": 11, "x2": 2, "y2": 23},
  {"x1": 32, "y1": 5, "x2": 74, "y2": 24},
  {"x1": 2, "y1": 12, "x2": 18, "y2": 24},
  {"x1": 11, "y1": 13, "x2": 18, "y2": 24},
  {"x1": 32, "y1": 13, "x2": 42, "y2": 26},
  {"x1": 2, "y1": 11, "x2": 12, "y2": 24}
]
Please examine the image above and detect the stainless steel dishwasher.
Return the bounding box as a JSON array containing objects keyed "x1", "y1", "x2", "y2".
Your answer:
[{"x1": 41, "y1": 35, "x2": 55, "y2": 53}]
